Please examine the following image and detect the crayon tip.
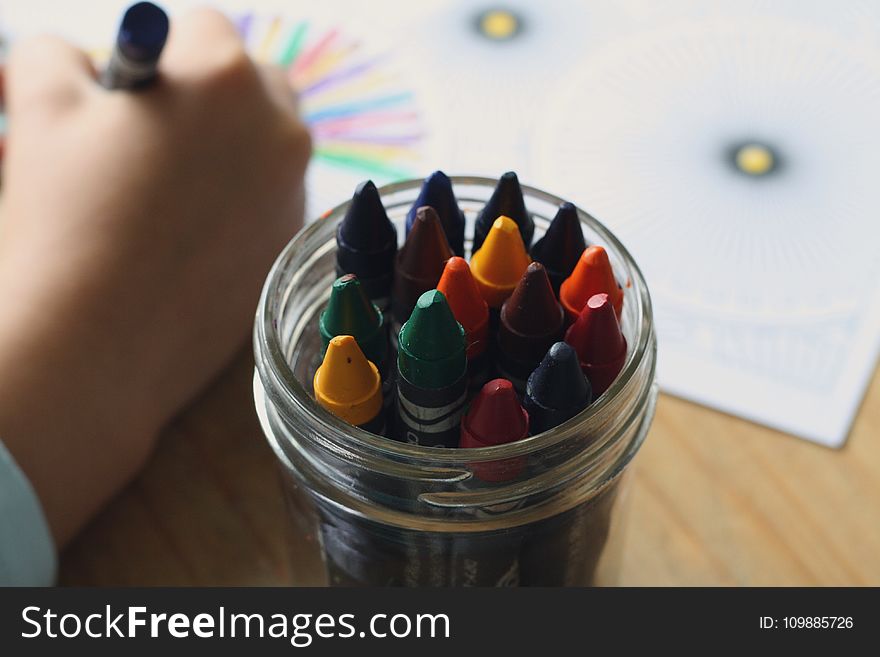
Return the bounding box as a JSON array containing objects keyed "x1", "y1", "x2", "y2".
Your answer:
[
  {"x1": 530, "y1": 202, "x2": 587, "y2": 291},
  {"x1": 406, "y1": 171, "x2": 466, "y2": 257},
  {"x1": 460, "y1": 379, "x2": 529, "y2": 448},
  {"x1": 338, "y1": 180, "x2": 396, "y2": 250},
  {"x1": 396, "y1": 206, "x2": 454, "y2": 280},
  {"x1": 469, "y1": 215, "x2": 532, "y2": 309},
  {"x1": 437, "y1": 257, "x2": 489, "y2": 358},
  {"x1": 319, "y1": 275, "x2": 386, "y2": 368},
  {"x1": 501, "y1": 262, "x2": 563, "y2": 337},
  {"x1": 398, "y1": 289, "x2": 466, "y2": 388},
  {"x1": 393, "y1": 207, "x2": 455, "y2": 325},
  {"x1": 559, "y1": 245, "x2": 623, "y2": 322},
  {"x1": 564, "y1": 293, "x2": 627, "y2": 397},
  {"x1": 314, "y1": 335, "x2": 382, "y2": 426},
  {"x1": 523, "y1": 342, "x2": 592, "y2": 434},
  {"x1": 473, "y1": 171, "x2": 534, "y2": 252}
]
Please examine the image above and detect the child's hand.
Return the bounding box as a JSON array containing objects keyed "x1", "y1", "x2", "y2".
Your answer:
[{"x1": 0, "y1": 9, "x2": 311, "y2": 547}]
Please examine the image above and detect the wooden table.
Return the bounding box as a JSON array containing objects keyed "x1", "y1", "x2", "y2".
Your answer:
[{"x1": 59, "y1": 347, "x2": 880, "y2": 586}]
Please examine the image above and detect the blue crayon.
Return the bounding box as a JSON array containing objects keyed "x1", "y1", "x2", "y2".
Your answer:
[
  {"x1": 103, "y1": 2, "x2": 169, "y2": 90},
  {"x1": 405, "y1": 171, "x2": 466, "y2": 257}
]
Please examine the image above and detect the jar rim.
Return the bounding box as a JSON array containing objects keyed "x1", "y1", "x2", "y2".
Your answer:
[{"x1": 254, "y1": 175, "x2": 655, "y2": 467}]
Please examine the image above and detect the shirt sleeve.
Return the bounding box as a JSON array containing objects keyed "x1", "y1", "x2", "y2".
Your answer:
[{"x1": 0, "y1": 437, "x2": 57, "y2": 586}]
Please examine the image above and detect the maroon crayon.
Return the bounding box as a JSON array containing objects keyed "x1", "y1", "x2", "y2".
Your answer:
[
  {"x1": 496, "y1": 263, "x2": 565, "y2": 393},
  {"x1": 391, "y1": 206, "x2": 454, "y2": 334}
]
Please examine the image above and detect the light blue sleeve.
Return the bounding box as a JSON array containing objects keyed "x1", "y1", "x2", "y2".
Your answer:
[{"x1": 0, "y1": 438, "x2": 57, "y2": 586}]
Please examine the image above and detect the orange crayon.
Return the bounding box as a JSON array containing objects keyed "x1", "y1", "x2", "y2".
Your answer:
[
  {"x1": 469, "y1": 215, "x2": 532, "y2": 316},
  {"x1": 437, "y1": 257, "x2": 489, "y2": 359},
  {"x1": 558, "y1": 245, "x2": 623, "y2": 323},
  {"x1": 438, "y1": 256, "x2": 491, "y2": 389},
  {"x1": 313, "y1": 335, "x2": 384, "y2": 434}
]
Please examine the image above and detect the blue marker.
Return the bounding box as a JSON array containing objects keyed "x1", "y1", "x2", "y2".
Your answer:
[{"x1": 103, "y1": 2, "x2": 169, "y2": 90}]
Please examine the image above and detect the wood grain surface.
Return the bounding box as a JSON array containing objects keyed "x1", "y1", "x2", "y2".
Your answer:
[{"x1": 58, "y1": 348, "x2": 880, "y2": 586}]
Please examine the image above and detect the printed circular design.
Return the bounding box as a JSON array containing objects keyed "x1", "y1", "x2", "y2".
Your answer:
[{"x1": 535, "y1": 19, "x2": 880, "y2": 322}]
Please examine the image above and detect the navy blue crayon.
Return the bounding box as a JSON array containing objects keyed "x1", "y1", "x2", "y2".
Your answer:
[
  {"x1": 336, "y1": 181, "x2": 398, "y2": 311},
  {"x1": 472, "y1": 171, "x2": 534, "y2": 254},
  {"x1": 530, "y1": 202, "x2": 588, "y2": 296},
  {"x1": 103, "y1": 2, "x2": 169, "y2": 90},
  {"x1": 522, "y1": 342, "x2": 592, "y2": 434},
  {"x1": 405, "y1": 171, "x2": 466, "y2": 257}
]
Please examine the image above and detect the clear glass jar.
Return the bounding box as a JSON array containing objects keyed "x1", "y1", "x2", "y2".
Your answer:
[{"x1": 253, "y1": 176, "x2": 658, "y2": 586}]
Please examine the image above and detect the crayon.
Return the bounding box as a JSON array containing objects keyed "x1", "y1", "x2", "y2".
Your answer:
[
  {"x1": 406, "y1": 171, "x2": 466, "y2": 257},
  {"x1": 559, "y1": 245, "x2": 623, "y2": 323},
  {"x1": 313, "y1": 335, "x2": 385, "y2": 434},
  {"x1": 522, "y1": 342, "x2": 592, "y2": 435},
  {"x1": 518, "y1": 343, "x2": 617, "y2": 586},
  {"x1": 454, "y1": 378, "x2": 529, "y2": 586},
  {"x1": 437, "y1": 257, "x2": 491, "y2": 390},
  {"x1": 565, "y1": 293, "x2": 627, "y2": 397},
  {"x1": 336, "y1": 180, "x2": 398, "y2": 312},
  {"x1": 102, "y1": 2, "x2": 169, "y2": 90},
  {"x1": 459, "y1": 378, "x2": 529, "y2": 480},
  {"x1": 319, "y1": 274, "x2": 392, "y2": 418},
  {"x1": 391, "y1": 206, "x2": 454, "y2": 335},
  {"x1": 518, "y1": 483, "x2": 619, "y2": 586},
  {"x1": 472, "y1": 172, "x2": 534, "y2": 254},
  {"x1": 469, "y1": 215, "x2": 531, "y2": 327},
  {"x1": 530, "y1": 202, "x2": 587, "y2": 296},
  {"x1": 319, "y1": 274, "x2": 387, "y2": 374},
  {"x1": 394, "y1": 290, "x2": 468, "y2": 447},
  {"x1": 496, "y1": 262, "x2": 565, "y2": 392},
  {"x1": 320, "y1": 511, "x2": 449, "y2": 586}
]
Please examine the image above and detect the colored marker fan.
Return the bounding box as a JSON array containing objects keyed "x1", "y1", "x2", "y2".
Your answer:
[
  {"x1": 238, "y1": 13, "x2": 425, "y2": 213},
  {"x1": 0, "y1": 12, "x2": 425, "y2": 218}
]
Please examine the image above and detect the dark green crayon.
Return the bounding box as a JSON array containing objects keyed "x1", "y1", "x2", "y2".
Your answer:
[{"x1": 394, "y1": 290, "x2": 467, "y2": 448}]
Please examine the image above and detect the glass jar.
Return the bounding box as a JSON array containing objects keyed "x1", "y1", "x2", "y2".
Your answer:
[{"x1": 253, "y1": 176, "x2": 658, "y2": 586}]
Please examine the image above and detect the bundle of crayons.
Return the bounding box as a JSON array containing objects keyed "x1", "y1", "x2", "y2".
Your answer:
[{"x1": 313, "y1": 171, "x2": 627, "y2": 460}]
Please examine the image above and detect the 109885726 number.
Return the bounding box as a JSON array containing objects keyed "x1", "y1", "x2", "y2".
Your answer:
[{"x1": 783, "y1": 617, "x2": 853, "y2": 629}]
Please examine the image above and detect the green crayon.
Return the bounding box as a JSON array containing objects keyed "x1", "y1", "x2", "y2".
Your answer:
[
  {"x1": 319, "y1": 274, "x2": 388, "y2": 373},
  {"x1": 394, "y1": 290, "x2": 467, "y2": 447}
]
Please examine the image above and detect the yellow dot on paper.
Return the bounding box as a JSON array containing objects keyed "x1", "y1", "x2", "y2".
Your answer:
[
  {"x1": 735, "y1": 144, "x2": 775, "y2": 176},
  {"x1": 480, "y1": 10, "x2": 519, "y2": 40}
]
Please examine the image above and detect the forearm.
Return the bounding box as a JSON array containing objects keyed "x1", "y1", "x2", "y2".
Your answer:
[{"x1": 0, "y1": 275, "x2": 156, "y2": 548}]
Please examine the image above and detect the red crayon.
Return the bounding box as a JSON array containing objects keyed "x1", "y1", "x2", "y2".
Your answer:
[
  {"x1": 564, "y1": 293, "x2": 627, "y2": 397},
  {"x1": 460, "y1": 378, "x2": 529, "y2": 483},
  {"x1": 559, "y1": 245, "x2": 623, "y2": 323}
]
